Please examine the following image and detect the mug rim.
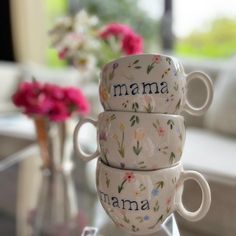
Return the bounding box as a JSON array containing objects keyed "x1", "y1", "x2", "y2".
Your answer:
[
  {"x1": 98, "y1": 111, "x2": 184, "y2": 120},
  {"x1": 101, "y1": 53, "x2": 179, "y2": 71},
  {"x1": 97, "y1": 158, "x2": 182, "y2": 175}
]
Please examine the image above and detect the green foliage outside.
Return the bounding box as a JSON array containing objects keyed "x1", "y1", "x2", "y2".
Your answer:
[{"x1": 176, "y1": 18, "x2": 236, "y2": 59}]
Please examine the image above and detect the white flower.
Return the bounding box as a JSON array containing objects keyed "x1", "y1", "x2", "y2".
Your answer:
[
  {"x1": 54, "y1": 16, "x2": 72, "y2": 29},
  {"x1": 73, "y1": 53, "x2": 96, "y2": 71},
  {"x1": 74, "y1": 9, "x2": 99, "y2": 34},
  {"x1": 49, "y1": 10, "x2": 104, "y2": 73},
  {"x1": 48, "y1": 16, "x2": 73, "y2": 46},
  {"x1": 56, "y1": 32, "x2": 83, "y2": 57},
  {"x1": 82, "y1": 35, "x2": 101, "y2": 51}
]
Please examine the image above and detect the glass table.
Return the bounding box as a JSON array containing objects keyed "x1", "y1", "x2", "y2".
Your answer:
[{"x1": 0, "y1": 115, "x2": 181, "y2": 236}]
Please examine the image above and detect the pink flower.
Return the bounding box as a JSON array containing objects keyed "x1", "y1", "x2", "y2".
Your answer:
[
  {"x1": 144, "y1": 95, "x2": 152, "y2": 104},
  {"x1": 44, "y1": 83, "x2": 65, "y2": 100},
  {"x1": 58, "y1": 47, "x2": 69, "y2": 59},
  {"x1": 70, "y1": 32, "x2": 83, "y2": 41},
  {"x1": 25, "y1": 95, "x2": 53, "y2": 115},
  {"x1": 48, "y1": 101, "x2": 70, "y2": 122},
  {"x1": 12, "y1": 81, "x2": 40, "y2": 106},
  {"x1": 99, "y1": 23, "x2": 133, "y2": 39},
  {"x1": 157, "y1": 127, "x2": 165, "y2": 137},
  {"x1": 117, "y1": 222, "x2": 125, "y2": 228},
  {"x1": 12, "y1": 81, "x2": 90, "y2": 122},
  {"x1": 64, "y1": 87, "x2": 90, "y2": 115},
  {"x1": 152, "y1": 55, "x2": 161, "y2": 64},
  {"x1": 99, "y1": 23, "x2": 143, "y2": 55},
  {"x1": 12, "y1": 81, "x2": 52, "y2": 115},
  {"x1": 166, "y1": 197, "x2": 172, "y2": 205},
  {"x1": 119, "y1": 209, "x2": 126, "y2": 216},
  {"x1": 123, "y1": 172, "x2": 135, "y2": 183},
  {"x1": 121, "y1": 33, "x2": 143, "y2": 55}
]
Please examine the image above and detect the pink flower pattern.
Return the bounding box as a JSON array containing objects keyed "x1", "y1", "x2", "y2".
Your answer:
[
  {"x1": 157, "y1": 127, "x2": 165, "y2": 137},
  {"x1": 166, "y1": 196, "x2": 172, "y2": 205},
  {"x1": 123, "y1": 171, "x2": 135, "y2": 183},
  {"x1": 118, "y1": 171, "x2": 135, "y2": 193},
  {"x1": 152, "y1": 55, "x2": 161, "y2": 64}
]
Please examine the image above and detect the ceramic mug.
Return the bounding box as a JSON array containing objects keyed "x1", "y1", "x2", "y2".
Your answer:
[
  {"x1": 99, "y1": 53, "x2": 214, "y2": 116},
  {"x1": 73, "y1": 111, "x2": 185, "y2": 170},
  {"x1": 96, "y1": 159, "x2": 211, "y2": 235}
]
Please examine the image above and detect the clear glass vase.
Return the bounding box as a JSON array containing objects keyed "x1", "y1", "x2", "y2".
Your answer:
[{"x1": 31, "y1": 117, "x2": 80, "y2": 236}]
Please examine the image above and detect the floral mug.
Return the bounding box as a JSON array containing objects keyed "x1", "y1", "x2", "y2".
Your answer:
[
  {"x1": 96, "y1": 159, "x2": 211, "y2": 235},
  {"x1": 73, "y1": 111, "x2": 185, "y2": 170},
  {"x1": 99, "y1": 53, "x2": 214, "y2": 116}
]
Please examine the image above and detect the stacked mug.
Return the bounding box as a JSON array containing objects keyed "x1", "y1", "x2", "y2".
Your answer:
[{"x1": 73, "y1": 54, "x2": 213, "y2": 235}]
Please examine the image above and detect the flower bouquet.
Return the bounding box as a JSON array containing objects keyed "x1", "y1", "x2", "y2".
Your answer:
[
  {"x1": 49, "y1": 10, "x2": 144, "y2": 73},
  {"x1": 12, "y1": 79, "x2": 90, "y2": 235},
  {"x1": 12, "y1": 79, "x2": 89, "y2": 168}
]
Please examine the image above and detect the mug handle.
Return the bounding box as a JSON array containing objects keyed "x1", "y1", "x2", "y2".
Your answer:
[
  {"x1": 73, "y1": 118, "x2": 100, "y2": 162},
  {"x1": 185, "y1": 71, "x2": 214, "y2": 116},
  {"x1": 176, "y1": 170, "x2": 211, "y2": 222}
]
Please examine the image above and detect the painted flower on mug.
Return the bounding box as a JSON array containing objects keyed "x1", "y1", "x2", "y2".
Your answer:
[
  {"x1": 99, "y1": 86, "x2": 109, "y2": 103},
  {"x1": 166, "y1": 196, "x2": 172, "y2": 205},
  {"x1": 147, "y1": 55, "x2": 162, "y2": 74},
  {"x1": 119, "y1": 209, "x2": 130, "y2": 223},
  {"x1": 118, "y1": 171, "x2": 135, "y2": 193},
  {"x1": 151, "y1": 181, "x2": 164, "y2": 197},
  {"x1": 166, "y1": 197, "x2": 172, "y2": 214},
  {"x1": 152, "y1": 55, "x2": 162, "y2": 64},
  {"x1": 153, "y1": 119, "x2": 166, "y2": 137},
  {"x1": 133, "y1": 128, "x2": 144, "y2": 156},
  {"x1": 151, "y1": 188, "x2": 159, "y2": 197},
  {"x1": 108, "y1": 62, "x2": 119, "y2": 81},
  {"x1": 116, "y1": 222, "x2": 125, "y2": 228},
  {"x1": 113, "y1": 123, "x2": 125, "y2": 158},
  {"x1": 136, "y1": 215, "x2": 150, "y2": 223},
  {"x1": 147, "y1": 55, "x2": 161, "y2": 74},
  {"x1": 143, "y1": 95, "x2": 155, "y2": 113},
  {"x1": 120, "y1": 123, "x2": 125, "y2": 131},
  {"x1": 134, "y1": 128, "x2": 145, "y2": 141},
  {"x1": 143, "y1": 215, "x2": 150, "y2": 221},
  {"x1": 157, "y1": 127, "x2": 165, "y2": 137},
  {"x1": 124, "y1": 171, "x2": 135, "y2": 183}
]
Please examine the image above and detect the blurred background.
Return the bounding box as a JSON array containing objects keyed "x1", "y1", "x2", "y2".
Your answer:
[
  {"x1": 2, "y1": 0, "x2": 236, "y2": 64},
  {"x1": 0, "y1": 0, "x2": 236, "y2": 236}
]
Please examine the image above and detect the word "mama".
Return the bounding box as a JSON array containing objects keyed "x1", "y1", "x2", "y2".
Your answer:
[
  {"x1": 112, "y1": 82, "x2": 169, "y2": 97},
  {"x1": 99, "y1": 191, "x2": 150, "y2": 211}
]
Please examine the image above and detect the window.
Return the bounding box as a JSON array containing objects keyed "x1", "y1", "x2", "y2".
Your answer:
[{"x1": 174, "y1": 0, "x2": 236, "y2": 58}]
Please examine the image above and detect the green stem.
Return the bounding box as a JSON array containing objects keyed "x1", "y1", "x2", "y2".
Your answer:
[{"x1": 118, "y1": 179, "x2": 127, "y2": 193}]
